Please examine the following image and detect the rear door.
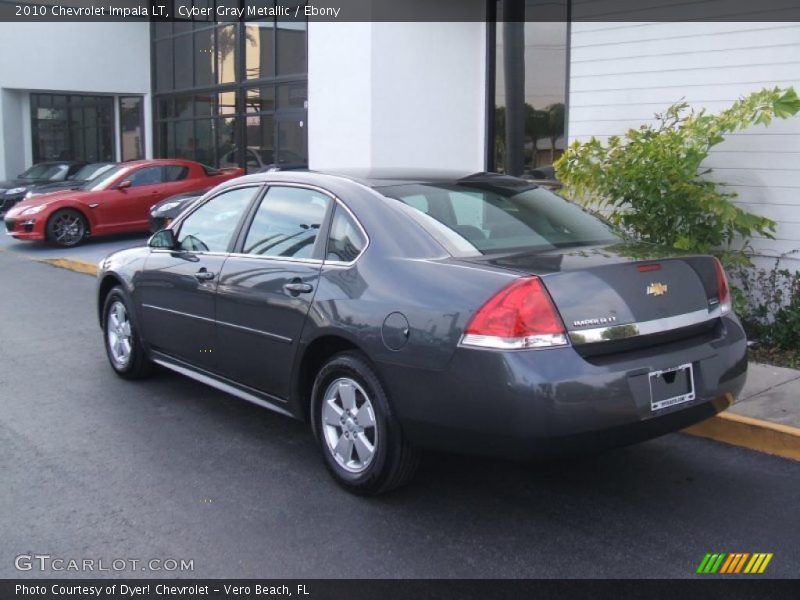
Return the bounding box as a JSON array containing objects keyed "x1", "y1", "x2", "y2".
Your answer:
[
  {"x1": 214, "y1": 184, "x2": 333, "y2": 399},
  {"x1": 136, "y1": 185, "x2": 260, "y2": 371}
]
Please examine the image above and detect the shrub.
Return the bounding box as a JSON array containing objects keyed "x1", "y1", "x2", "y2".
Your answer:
[
  {"x1": 734, "y1": 259, "x2": 800, "y2": 353},
  {"x1": 554, "y1": 87, "x2": 800, "y2": 254}
]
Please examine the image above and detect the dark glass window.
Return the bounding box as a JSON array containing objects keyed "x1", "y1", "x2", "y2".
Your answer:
[
  {"x1": 243, "y1": 186, "x2": 330, "y2": 258},
  {"x1": 155, "y1": 38, "x2": 174, "y2": 91},
  {"x1": 381, "y1": 182, "x2": 618, "y2": 255},
  {"x1": 193, "y1": 119, "x2": 215, "y2": 164},
  {"x1": 119, "y1": 96, "x2": 145, "y2": 162},
  {"x1": 277, "y1": 82, "x2": 306, "y2": 109},
  {"x1": 31, "y1": 94, "x2": 114, "y2": 163},
  {"x1": 276, "y1": 116, "x2": 307, "y2": 167},
  {"x1": 217, "y1": 24, "x2": 238, "y2": 84},
  {"x1": 327, "y1": 206, "x2": 366, "y2": 263},
  {"x1": 492, "y1": 1, "x2": 568, "y2": 177},
  {"x1": 276, "y1": 17, "x2": 306, "y2": 75},
  {"x1": 164, "y1": 165, "x2": 189, "y2": 181},
  {"x1": 178, "y1": 187, "x2": 257, "y2": 253},
  {"x1": 245, "y1": 113, "x2": 275, "y2": 172},
  {"x1": 127, "y1": 166, "x2": 164, "y2": 187},
  {"x1": 195, "y1": 28, "x2": 215, "y2": 87},
  {"x1": 174, "y1": 120, "x2": 193, "y2": 159},
  {"x1": 246, "y1": 21, "x2": 275, "y2": 80},
  {"x1": 246, "y1": 86, "x2": 275, "y2": 113},
  {"x1": 174, "y1": 34, "x2": 193, "y2": 89},
  {"x1": 153, "y1": 12, "x2": 307, "y2": 171}
]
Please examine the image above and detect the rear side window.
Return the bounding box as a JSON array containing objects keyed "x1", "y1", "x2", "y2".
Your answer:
[
  {"x1": 379, "y1": 182, "x2": 619, "y2": 255},
  {"x1": 128, "y1": 167, "x2": 164, "y2": 187},
  {"x1": 164, "y1": 166, "x2": 189, "y2": 181},
  {"x1": 177, "y1": 187, "x2": 256, "y2": 253},
  {"x1": 242, "y1": 186, "x2": 330, "y2": 259},
  {"x1": 327, "y1": 205, "x2": 366, "y2": 263}
]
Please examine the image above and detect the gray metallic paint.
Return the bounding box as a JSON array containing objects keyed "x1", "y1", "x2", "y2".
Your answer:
[{"x1": 97, "y1": 171, "x2": 747, "y2": 460}]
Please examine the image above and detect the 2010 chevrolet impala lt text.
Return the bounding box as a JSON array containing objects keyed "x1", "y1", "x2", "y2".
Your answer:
[{"x1": 96, "y1": 170, "x2": 747, "y2": 494}]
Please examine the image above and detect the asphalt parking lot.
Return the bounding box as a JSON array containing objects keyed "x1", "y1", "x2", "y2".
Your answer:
[
  {"x1": 0, "y1": 248, "x2": 798, "y2": 579},
  {"x1": 0, "y1": 228, "x2": 150, "y2": 267}
]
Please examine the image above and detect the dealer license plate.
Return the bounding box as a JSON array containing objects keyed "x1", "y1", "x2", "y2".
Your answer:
[{"x1": 649, "y1": 363, "x2": 695, "y2": 411}]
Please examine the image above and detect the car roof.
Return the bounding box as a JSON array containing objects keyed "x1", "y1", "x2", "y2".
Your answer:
[
  {"x1": 118, "y1": 159, "x2": 199, "y2": 168},
  {"x1": 227, "y1": 169, "x2": 525, "y2": 189}
]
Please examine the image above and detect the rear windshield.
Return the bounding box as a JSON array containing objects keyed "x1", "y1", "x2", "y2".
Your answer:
[{"x1": 377, "y1": 181, "x2": 619, "y2": 255}]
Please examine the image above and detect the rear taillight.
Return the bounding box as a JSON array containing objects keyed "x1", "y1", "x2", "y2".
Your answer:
[
  {"x1": 461, "y1": 277, "x2": 568, "y2": 350},
  {"x1": 713, "y1": 258, "x2": 731, "y2": 314}
]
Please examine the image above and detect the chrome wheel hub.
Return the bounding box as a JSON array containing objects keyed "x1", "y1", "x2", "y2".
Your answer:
[
  {"x1": 107, "y1": 301, "x2": 132, "y2": 367},
  {"x1": 321, "y1": 378, "x2": 377, "y2": 473}
]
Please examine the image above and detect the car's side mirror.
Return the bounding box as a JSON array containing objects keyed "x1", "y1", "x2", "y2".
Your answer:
[
  {"x1": 149, "y1": 229, "x2": 177, "y2": 250},
  {"x1": 117, "y1": 180, "x2": 132, "y2": 190}
]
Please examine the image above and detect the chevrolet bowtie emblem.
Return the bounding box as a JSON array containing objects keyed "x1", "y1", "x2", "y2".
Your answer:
[{"x1": 647, "y1": 282, "x2": 668, "y2": 296}]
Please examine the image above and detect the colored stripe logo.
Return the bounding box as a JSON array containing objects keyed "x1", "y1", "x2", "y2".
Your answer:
[{"x1": 697, "y1": 553, "x2": 773, "y2": 574}]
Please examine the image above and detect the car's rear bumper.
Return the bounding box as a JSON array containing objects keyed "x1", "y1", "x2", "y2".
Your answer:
[{"x1": 381, "y1": 314, "x2": 747, "y2": 460}]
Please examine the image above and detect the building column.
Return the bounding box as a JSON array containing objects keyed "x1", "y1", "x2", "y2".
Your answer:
[{"x1": 308, "y1": 13, "x2": 487, "y2": 172}]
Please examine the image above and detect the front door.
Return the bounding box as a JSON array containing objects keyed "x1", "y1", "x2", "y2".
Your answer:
[
  {"x1": 215, "y1": 185, "x2": 332, "y2": 398},
  {"x1": 136, "y1": 185, "x2": 261, "y2": 371}
]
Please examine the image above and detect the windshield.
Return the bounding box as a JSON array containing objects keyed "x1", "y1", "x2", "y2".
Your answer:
[
  {"x1": 84, "y1": 166, "x2": 130, "y2": 191},
  {"x1": 74, "y1": 163, "x2": 115, "y2": 181},
  {"x1": 20, "y1": 164, "x2": 69, "y2": 181},
  {"x1": 378, "y1": 181, "x2": 620, "y2": 255}
]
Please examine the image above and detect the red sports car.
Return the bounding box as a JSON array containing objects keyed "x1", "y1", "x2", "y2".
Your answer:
[{"x1": 3, "y1": 159, "x2": 244, "y2": 247}]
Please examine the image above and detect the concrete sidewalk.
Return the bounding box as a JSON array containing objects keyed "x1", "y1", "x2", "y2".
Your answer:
[{"x1": 685, "y1": 362, "x2": 800, "y2": 461}]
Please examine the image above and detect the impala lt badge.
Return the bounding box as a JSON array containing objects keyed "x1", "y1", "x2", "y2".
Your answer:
[
  {"x1": 572, "y1": 316, "x2": 617, "y2": 328},
  {"x1": 647, "y1": 282, "x2": 668, "y2": 296}
]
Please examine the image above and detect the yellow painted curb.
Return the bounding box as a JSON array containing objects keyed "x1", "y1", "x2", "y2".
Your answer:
[
  {"x1": 684, "y1": 411, "x2": 800, "y2": 461},
  {"x1": 40, "y1": 258, "x2": 98, "y2": 276}
]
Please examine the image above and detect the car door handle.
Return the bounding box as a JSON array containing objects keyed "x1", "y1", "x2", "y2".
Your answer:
[
  {"x1": 283, "y1": 282, "x2": 313, "y2": 294},
  {"x1": 194, "y1": 269, "x2": 215, "y2": 281}
]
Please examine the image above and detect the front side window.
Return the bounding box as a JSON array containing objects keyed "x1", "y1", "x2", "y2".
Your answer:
[
  {"x1": 242, "y1": 186, "x2": 330, "y2": 259},
  {"x1": 327, "y1": 205, "x2": 366, "y2": 263},
  {"x1": 177, "y1": 187, "x2": 257, "y2": 253},
  {"x1": 380, "y1": 182, "x2": 619, "y2": 255}
]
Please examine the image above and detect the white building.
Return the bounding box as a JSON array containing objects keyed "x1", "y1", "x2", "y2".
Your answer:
[{"x1": 0, "y1": 2, "x2": 797, "y2": 264}]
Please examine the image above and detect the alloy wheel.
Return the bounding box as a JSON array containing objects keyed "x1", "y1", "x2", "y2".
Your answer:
[
  {"x1": 51, "y1": 212, "x2": 85, "y2": 246},
  {"x1": 321, "y1": 377, "x2": 378, "y2": 473},
  {"x1": 106, "y1": 301, "x2": 133, "y2": 368}
]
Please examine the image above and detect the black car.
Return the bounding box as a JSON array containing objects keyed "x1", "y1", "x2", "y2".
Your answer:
[
  {"x1": 149, "y1": 189, "x2": 210, "y2": 233},
  {"x1": 24, "y1": 162, "x2": 116, "y2": 199},
  {"x1": 0, "y1": 161, "x2": 86, "y2": 215},
  {"x1": 96, "y1": 170, "x2": 747, "y2": 494}
]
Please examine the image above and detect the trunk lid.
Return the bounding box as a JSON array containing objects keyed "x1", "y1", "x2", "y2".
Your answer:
[{"x1": 459, "y1": 242, "x2": 723, "y2": 345}]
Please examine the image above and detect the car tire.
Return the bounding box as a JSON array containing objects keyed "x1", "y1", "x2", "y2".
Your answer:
[
  {"x1": 46, "y1": 208, "x2": 88, "y2": 247},
  {"x1": 311, "y1": 351, "x2": 420, "y2": 495},
  {"x1": 102, "y1": 286, "x2": 153, "y2": 380}
]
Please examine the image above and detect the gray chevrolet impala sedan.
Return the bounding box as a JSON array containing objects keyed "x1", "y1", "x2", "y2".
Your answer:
[{"x1": 96, "y1": 170, "x2": 747, "y2": 494}]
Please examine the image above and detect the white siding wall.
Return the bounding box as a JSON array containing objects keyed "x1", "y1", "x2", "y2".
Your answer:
[{"x1": 569, "y1": 22, "x2": 800, "y2": 264}]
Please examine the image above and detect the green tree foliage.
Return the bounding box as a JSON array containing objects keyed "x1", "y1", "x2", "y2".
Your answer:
[{"x1": 555, "y1": 87, "x2": 800, "y2": 254}]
